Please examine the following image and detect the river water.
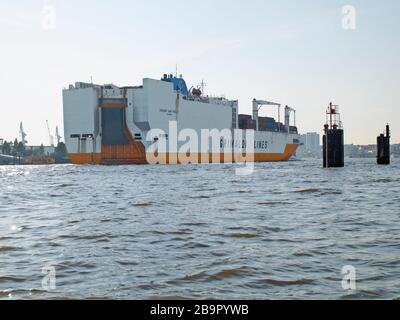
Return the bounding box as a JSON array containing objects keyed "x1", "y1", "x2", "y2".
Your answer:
[{"x1": 0, "y1": 158, "x2": 399, "y2": 300}]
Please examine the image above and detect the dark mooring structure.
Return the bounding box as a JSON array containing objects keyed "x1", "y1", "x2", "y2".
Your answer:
[
  {"x1": 377, "y1": 124, "x2": 390, "y2": 165},
  {"x1": 323, "y1": 102, "x2": 344, "y2": 168}
]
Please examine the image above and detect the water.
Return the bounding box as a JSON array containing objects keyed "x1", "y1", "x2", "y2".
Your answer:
[{"x1": 0, "y1": 158, "x2": 399, "y2": 300}]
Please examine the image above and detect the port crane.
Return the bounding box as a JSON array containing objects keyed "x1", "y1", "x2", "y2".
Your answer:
[
  {"x1": 46, "y1": 120, "x2": 54, "y2": 147},
  {"x1": 252, "y1": 99, "x2": 281, "y2": 131},
  {"x1": 284, "y1": 106, "x2": 296, "y2": 131},
  {"x1": 55, "y1": 126, "x2": 62, "y2": 145},
  {"x1": 19, "y1": 122, "x2": 27, "y2": 146}
]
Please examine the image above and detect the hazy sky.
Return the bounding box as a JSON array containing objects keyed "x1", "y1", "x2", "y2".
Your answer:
[{"x1": 1, "y1": 0, "x2": 399, "y2": 145}]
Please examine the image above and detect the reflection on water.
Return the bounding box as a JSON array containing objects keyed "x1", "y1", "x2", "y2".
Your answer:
[{"x1": 0, "y1": 158, "x2": 399, "y2": 300}]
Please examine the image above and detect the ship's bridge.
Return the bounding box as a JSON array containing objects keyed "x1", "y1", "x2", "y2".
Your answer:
[{"x1": 161, "y1": 74, "x2": 189, "y2": 96}]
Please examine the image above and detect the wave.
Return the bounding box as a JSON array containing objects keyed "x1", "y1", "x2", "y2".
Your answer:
[
  {"x1": 341, "y1": 289, "x2": 383, "y2": 300},
  {"x1": 0, "y1": 288, "x2": 46, "y2": 299},
  {"x1": 190, "y1": 195, "x2": 211, "y2": 199},
  {"x1": 227, "y1": 233, "x2": 258, "y2": 239},
  {"x1": 182, "y1": 222, "x2": 208, "y2": 227},
  {"x1": 208, "y1": 268, "x2": 250, "y2": 281},
  {"x1": 236, "y1": 189, "x2": 253, "y2": 194},
  {"x1": 133, "y1": 202, "x2": 153, "y2": 207},
  {"x1": 0, "y1": 275, "x2": 26, "y2": 283},
  {"x1": 373, "y1": 178, "x2": 394, "y2": 183},
  {"x1": 183, "y1": 242, "x2": 210, "y2": 249},
  {"x1": 262, "y1": 278, "x2": 315, "y2": 286},
  {"x1": 147, "y1": 295, "x2": 192, "y2": 301},
  {"x1": 257, "y1": 201, "x2": 292, "y2": 205},
  {"x1": 295, "y1": 188, "x2": 320, "y2": 193},
  {"x1": 60, "y1": 234, "x2": 113, "y2": 241},
  {"x1": 174, "y1": 272, "x2": 208, "y2": 282},
  {"x1": 0, "y1": 246, "x2": 18, "y2": 253},
  {"x1": 116, "y1": 260, "x2": 139, "y2": 266}
]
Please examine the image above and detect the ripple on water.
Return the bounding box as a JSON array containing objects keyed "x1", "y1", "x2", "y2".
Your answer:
[
  {"x1": 190, "y1": 195, "x2": 211, "y2": 199},
  {"x1": 0, "y1": 275, "x2": 26, "y2": 283},
  {"x1": 175, "y1": 272, "x2": 208, "y2": 282},
  {"x1": 0, "y1": 289, "x2": 46, "y2": 299},
  {"x1": 293, "y1": 249, "x2": 326, "y2": 257},
  {"x1": 257, "y1": 201, "x2": 293, "y2": 206},
  {"x1": 170, "y1": 268, "x2": 249, "y2": 284},
  {"x1": 183, "y1": 242, "x2": 211, "y2": 249},
  {"x1": 182, "y1": 222, "x2": 208, "y2": 227},
  {"x1": 59, "y1": 234, "x2": 114, "y2": 241},
  {"x1": 341, "y1": 290, "x2": 383, "y2": 300},
  {"x1": 169, "y1": 229, "x2": 193, "y2": 235},
  {"x1": 57, "y1": 261, "x2": 97, "y2": 271},
  {"x1": 372, "y1": 178, "x2": 395, "y2": 183},
  {"x1": 319, "y1": 189, "x2": 343, "y2": 195},
  {"x1": 132, "y1": 202, "x2": 153, "y2": 207},
  {"x1": 57, "y1": 183, "x2": 74, "y2": 188},
  {"x1": 0, "y1": 246, "x2": 19, "y2": 253},
  {"x1": 262, "y1": 278, "x2": 315, "y2": 286},
  {"x1": 116, "y1": 260, "x2": 139, "y2": 267},
  {"x1": 236, "y1": 189, "x2": 253, "y2": 194},
  {"x1": 295, "y1": 188, "x2": 320, "y2": 193},
  {"x1": 207, "y1": 268, "x2": 250, "y2": 281},
  {"x1": 226, "y1": 233, "x2": 258, "y2": 239},
  {"x1": 147, "y1": 296, "x2": 192, "y2": 301}
]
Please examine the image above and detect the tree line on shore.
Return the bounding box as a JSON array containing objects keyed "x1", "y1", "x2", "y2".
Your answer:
[{"x1": 1, "y1": 139, "x2": 69, "y2": 164}]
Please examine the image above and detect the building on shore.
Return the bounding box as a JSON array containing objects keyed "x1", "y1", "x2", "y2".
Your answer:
[
  {"x1": 0, "y1": 141, "x2": 57, "y2": 165},
  {"x1": 24, "y1": 145, "x2": 55, "y2": 157},
  {"x1": 297, "y1": 132, "x2": 321, "y2": 158},
  {"x1": 345, "y1": 144, "x2": 376, "y2": 158},
  {"x1": 344, "y1": 143, "x2": 400, "y2": 158}
]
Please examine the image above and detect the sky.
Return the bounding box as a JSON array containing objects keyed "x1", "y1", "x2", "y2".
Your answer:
[{"x1": 0, "y1": 0, "x2": 399, "y2": 145}]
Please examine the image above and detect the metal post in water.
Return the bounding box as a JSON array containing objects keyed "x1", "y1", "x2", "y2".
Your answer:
[
  {"x1": 377, "y1": 124, "x2": 390, "y2": 165},
  {"x1": 323, "y1": 102, "x2": 344, "y2": 168}
]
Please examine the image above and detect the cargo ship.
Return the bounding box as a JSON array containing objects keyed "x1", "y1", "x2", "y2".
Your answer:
[{"x1": 63, "y1": 74, "x2": 300, "y2": 165}]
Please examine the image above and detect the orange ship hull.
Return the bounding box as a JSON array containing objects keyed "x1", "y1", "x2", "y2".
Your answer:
[{"x1": 68, "y1": 143, "x2": 299, "y2": 165}]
